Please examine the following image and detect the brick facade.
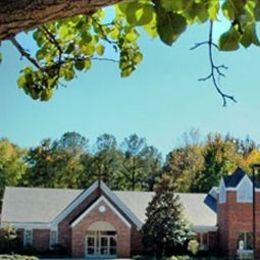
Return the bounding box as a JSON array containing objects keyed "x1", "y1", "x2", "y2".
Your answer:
[
  {"x1": 218, "y1": 190, "x2": 257, "y2": 257},
  {"x1": 58, "y1": 188, "x2": 100, "y2": 252},
  {"x1": 71, "y1": 199, "x2": 131, "y2": 258},
  {"x1": 33, "y1": 229, "x2": 50, "y2": 252}
]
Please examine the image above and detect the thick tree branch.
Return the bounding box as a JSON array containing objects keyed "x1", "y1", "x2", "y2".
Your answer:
[{"x1": 0, "y1": 0, "x2": 125, "y2": 41}]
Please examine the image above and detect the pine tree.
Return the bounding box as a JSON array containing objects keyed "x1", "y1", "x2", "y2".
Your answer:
[{"x1": 142, "y1": 174, "x2": 193, "y2": 257}]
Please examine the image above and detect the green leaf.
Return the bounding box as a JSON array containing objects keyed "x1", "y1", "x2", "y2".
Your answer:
[
  {"x1": 126, "y1": 31, "x2": 138, "y2": 42},
  {"x1": 65, "y1": 43, "x2": 75, "y2": 54},
  {"x1": 208, "y1": 1, "x2": 220, "y2": 20},
  {"x1": 64, "y1": 68, "x2": 75, "y2": 81},
  {"x1": 33, "y1": 30, "x2": 45, "y2": 47},
  {"x1": 219, "y1": 28, "x2": 241, "y2": 51},
  {"x1": 0, "y1": 52, "x2": 2, "y2": 64},
  {"x1": 17, "y1": 75, "x2": 26, "y2": 88},
  {"x1": 75, "y1": 60, "x2": 85, "y2": 71},
  {"x1": 240, "y1": 23, "x2": 260, "y2": 48},
  {"x1": 156, "y1": 7, "x2": 187, "y2": 46},
  {"x1": 84, "y1": 59, "x2": 92, "y2": 70},
  {"x1": 133, "y1": 52, "x2": 143, "y2": 64},
  {"x1": 254, "y1": 1, "x2": 260, "y2": 21},
  {"x1": 36, "y1": 49, "x2": 45, "y2": 61},
  {"x1": 96, "y1": 44, "x2": 105, "y2": 56},
  {"x1": 40, "y1": 88, "x2": 53, "y2": 101},
  {"x1": 161, "y1": 0, "x2": 185, "y2": 12}
]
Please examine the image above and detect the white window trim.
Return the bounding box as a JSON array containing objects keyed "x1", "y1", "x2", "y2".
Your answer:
[
  {"x1": 51, "y1": 181, "x2": 142, "y2": 229},
  {"x1": 51, "y1": 181, "x2": 99, "y2": 226},
  {"x1": 198, "y1": 232, "x2": 209, "y2": 251},
  {"x1": 49, "y1": 228, "x2": 58, "y2": 249},
  {"x1": 23, "y1": 229, "x2": 33, "y2": 247}
]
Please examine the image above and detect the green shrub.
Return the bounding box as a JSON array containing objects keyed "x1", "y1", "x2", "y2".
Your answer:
[{"x1": 187, "y1": 239, "x2": 199, "y2": 255}]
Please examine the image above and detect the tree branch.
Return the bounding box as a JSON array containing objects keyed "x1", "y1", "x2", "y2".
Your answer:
[
  {"x1": 0, "y1": 0, "x2": 124, "y2": 41},
  {"x1": 191, "y1": 21, "x2": 237, "y2": 106},
  {"x1": 10, "y1": 37, "x2": 42, "y2": 70}
]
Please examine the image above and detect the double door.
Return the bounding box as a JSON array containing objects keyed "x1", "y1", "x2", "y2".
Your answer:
[{"x1": 85, "y1": 231, "x2": 117, "y2": 257}]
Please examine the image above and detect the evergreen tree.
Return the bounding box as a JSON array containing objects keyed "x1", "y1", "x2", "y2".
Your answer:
[{"x1": 142, "y1": 175, "x2": 193, "y2": 257}]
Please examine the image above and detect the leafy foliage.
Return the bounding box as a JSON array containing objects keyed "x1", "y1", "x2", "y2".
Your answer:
[
  {"x1": 1, "y1": 130, "x2": 260, "y2": 204},
  {"x1": 0, "y1": 225, "x2": 19, "y2": 254},
  {"x1": 142, "y1": 174, "x2": 193, "y2": 257},
  {"x1": 163, "y1": 131, "x2": 259, "y2": 192},
  {"x1": 120, "y1": 134, "x2": 162, "y2": 190},
  {"x1": 187, "y1": 239, "x2": 199, "y2": 255},
  {"x1": 0, "y1": 139, "x2": 27, "y2": 198},
  {"x1": 20, "y1": 132, "x2": 162, "y2": 191},
  {"x1": 2, "y1": 0, "x2": 260, "y2": 101}
]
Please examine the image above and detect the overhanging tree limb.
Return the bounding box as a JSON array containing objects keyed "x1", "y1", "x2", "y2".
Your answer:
[
  {"x1": 191, "y1": 21, "x2": 237, "y2": 106},
  {"x1": 0, "y1": 0, "x2": 124, "y2": 41}
]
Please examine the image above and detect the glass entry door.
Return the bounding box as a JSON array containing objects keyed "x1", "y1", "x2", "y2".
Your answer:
[{"x1": 85, "y1": 231, "x2": 117, "y2": 257}]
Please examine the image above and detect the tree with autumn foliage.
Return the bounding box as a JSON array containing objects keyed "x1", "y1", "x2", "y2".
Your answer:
[{"x1": 0, "y1": 139, "x2": 27, "y2": 197}]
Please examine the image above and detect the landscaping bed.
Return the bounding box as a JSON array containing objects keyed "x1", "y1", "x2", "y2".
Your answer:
[{"x1": 0, "y1": 256, "x2": 39, "y2": 260}]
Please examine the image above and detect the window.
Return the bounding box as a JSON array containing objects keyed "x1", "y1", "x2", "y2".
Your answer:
[
  {"x1": 237, "y1": 232, "x2": 253, "y2": 250},
  {"x1": 85, "y1": 230, "x2": 117, "y2": 256},
  {"x1": 197, "y1": 232, "x2": 208, "y2": 250},
  {"x1": 24, "y1": 229, "x2": 33, "y2": 247},
  {"x1": 49, "y1": 230, "x2": 57, "y2": 249}
]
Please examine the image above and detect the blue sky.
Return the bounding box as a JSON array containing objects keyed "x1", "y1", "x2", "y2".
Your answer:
[{"x1": 1, "y1": 17, "x2": 260, "y2": 156}]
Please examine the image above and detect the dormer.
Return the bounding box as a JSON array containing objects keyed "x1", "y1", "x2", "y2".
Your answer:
[
  {"x1": 236, "y1": 175, "x2": 252, "y2": 203},
  {"x1": 219, "y1": 167, "x2": 252, "y2": 204}
]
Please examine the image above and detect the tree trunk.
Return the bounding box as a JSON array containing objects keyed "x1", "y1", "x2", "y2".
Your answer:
[{"x1": 0, "y1": 0, "x2": 124, "y2": 41}]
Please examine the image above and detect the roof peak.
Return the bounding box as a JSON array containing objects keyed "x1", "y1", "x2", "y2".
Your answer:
[{"x1": 223, "y1": 167, "x2": 247, "y2": 188}]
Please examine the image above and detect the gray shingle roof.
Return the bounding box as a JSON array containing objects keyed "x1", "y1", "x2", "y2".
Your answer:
[
  {"x1": 223, "y1": 167, "x2": 246, "y2": 188},
  {"x1": 1, "y1": 187, "x2": 82, "y2": 223},
  {"x1": 1, "y1": 187, "x2": 216, "y2": 227}
]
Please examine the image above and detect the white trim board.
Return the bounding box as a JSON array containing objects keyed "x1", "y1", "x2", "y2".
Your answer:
[
  {"x1": 70, "y1": 196, "x2": 131, "y2": 228},
  {"x1": 100, "y1": 182, "x2": 143, "y2": 229},
  {"x1": 51, "y1": 181, "x2": 99, "y2": 226},
  {"x1": 51, "y1": 180, "x2": 142, "y2": 230},
  {"x1": 193, "y1": 225, "x2": 218, "y2": 233},
  {"x1": 1, "y1": 221, "x2": 50, "y2": 229}
]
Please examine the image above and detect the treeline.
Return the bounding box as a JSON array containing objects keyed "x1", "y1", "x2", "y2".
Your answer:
[{"x1": 0, "y1": 130, "x2": 260, "y2": 199}]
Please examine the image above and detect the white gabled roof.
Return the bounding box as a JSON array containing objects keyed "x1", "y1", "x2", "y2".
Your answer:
[
  {"x1": 1, "y1": 184, "x2": 217, "y2": 230},
  {"x1": 1, "y1": 186, "x2": 82, "y2": 224},
  {"x1": 115, "y1": 191, "x2": 216, "y2": 228},
  {"x1": 70, "y1": 196, "x2": 131, "y2": 228}
]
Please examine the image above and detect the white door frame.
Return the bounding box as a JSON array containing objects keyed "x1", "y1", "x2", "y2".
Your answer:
[{"x1": 85, "y1": 231, "x2": 117, "y2": 258}]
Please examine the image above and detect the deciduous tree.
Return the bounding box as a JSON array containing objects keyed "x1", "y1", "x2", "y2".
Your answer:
[{"x1": 1, "y1": 1, "x2": 259, "y2": 104}]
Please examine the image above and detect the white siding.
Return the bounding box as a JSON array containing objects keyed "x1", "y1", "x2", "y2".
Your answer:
[
  {"x1": 219, "y1": 178, "x2": 226, "y2": 204},
  {"x1": 237, "y1": 176, "x2": 253, "y2": 203}
]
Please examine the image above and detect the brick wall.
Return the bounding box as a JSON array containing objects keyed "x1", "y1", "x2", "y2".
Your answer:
[
  {"x1": 71, "y1": 199, "x2": 131, "y2": 258},
  {"x1": 33, "y1": 229, "x2": 50, "y2": 252},
  {"x1": 208, "y1": 231, "x2": 218, "y2": 252},
  {"x1": 131, "y1": 228, "x2": 143, "y2": 255},
  {"x1": 218, "y1": 190, "x2": 256, "y2": 257},
  {"x1": 58, "y1": 189, "x2": 99, "y2": 252}
]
